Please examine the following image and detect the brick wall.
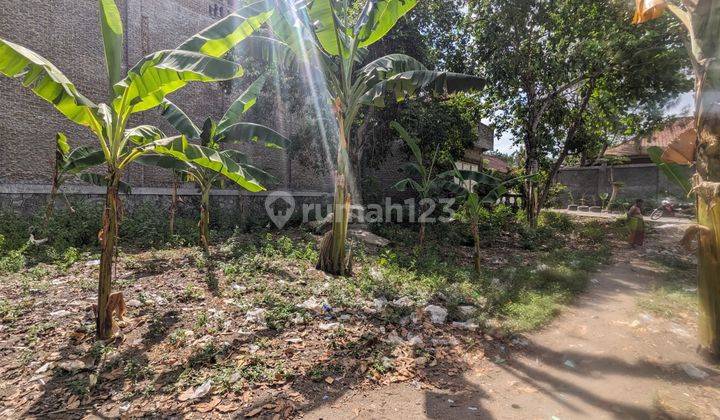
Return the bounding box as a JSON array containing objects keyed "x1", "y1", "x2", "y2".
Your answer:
[{"x1": 0, "y1": 0, "x2": 332, "y2": 197}]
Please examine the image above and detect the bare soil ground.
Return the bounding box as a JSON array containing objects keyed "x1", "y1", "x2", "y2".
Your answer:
[
  {"x1": 0, "y1": 216, "x2": 716, "y2": 419},
  {"x1": 308, "y1": 221, "x2": 720, "y2": 419}
]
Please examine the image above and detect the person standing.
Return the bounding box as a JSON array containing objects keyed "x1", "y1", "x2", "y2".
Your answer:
[{"x1": 627, "y1": 199, "x2": 645, "y2": 247}]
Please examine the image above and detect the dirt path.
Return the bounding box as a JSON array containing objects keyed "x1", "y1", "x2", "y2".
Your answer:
[{"x1": 306, "y1": 222, "x2": 720, "y2": 419}]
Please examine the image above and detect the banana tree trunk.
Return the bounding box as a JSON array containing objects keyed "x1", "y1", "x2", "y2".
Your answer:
[
  {"x1": 44, "y1": 175, "x2": 59, "y2": 229},
  {"x1": 318, "y1": 100, "x2": 351, "y2": 276},
  {"x1": 169, "y1": 175, "x2": 178, "y2": 237},
  {"x1": 695, "y1": 64, "x2": 720, "y2": 356},
  {"x1": 199, "y1": 187, "x2": 211, "y2": 255},
  {"x1": 471, "y1": 221, "x2": 481, "y2": 273},
  {"x1": 97, "y1": 172, "x2": 121, "y2": 340}
]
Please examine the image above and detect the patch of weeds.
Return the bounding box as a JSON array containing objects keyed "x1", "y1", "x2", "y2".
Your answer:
[
  {"x1": 261, "y1": 234, "x2": 317, "y2": 262},
  {"x1": 0, "y1": 299, "x2": 21, "y2": 322},
  {"x1": 26, "y1": 321, "x2": 57, "y2": 345},
  {"x1": 179, "y1": 284, "x2": 204, "y2": 303},
  {"x1": 55, "y1": 247, "x2": 80, "y2": 270},
  {"x1": 539, "y1": 211, "x2": 574, "y2": 233},
  {"x1": 67, "y1": 378, "x2": 90, "y2": 396},
  {"x1": 0, "y1": 249, "x2": 26, "y2": 273},
  {"x1": 194, "y1": 311, "x2": 210, "y2": 331},
  {"x1": 234, "y1": 357, "x2": 289, "y2": 385},
  {"x1": 188, "y1": 342, "x2": 225, "y2": 368},
  {"x1": 18, "y1": 349, "x2": 34, "y2": 366},
  {"x1": 89, "y1": 341, "x2": 112, "y2": 360},
  {"x1": 639, "y1": 257, "x2": 697, "y2": 319},
  {"x1": 189, "y1": 250, "x2": 207, "y2": 269},
  {"x1": 578, "y1": 221, "x2": 605, "y2": 243},
  {"x1": 123, "y1": 357, "x2": 154, "y2": 382},
  {"x1": 503, "y1": 291, "x2": 563, "y2": 331},
  {"x1": 262, "y1": 294, "x2": 304, "y2": 331},
  {"x1": 168, "y1": 329, "x2": 192, "y2": 347}
]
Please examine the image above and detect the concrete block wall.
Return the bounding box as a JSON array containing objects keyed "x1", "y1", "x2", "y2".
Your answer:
[{"x1": 556, "y1": 163, "x2": 694, "y2": 207}]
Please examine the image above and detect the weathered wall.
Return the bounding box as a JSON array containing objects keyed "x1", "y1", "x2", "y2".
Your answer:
[
  {"x1": 556, "y1": 163, "x2": 694, "y2": 206},
  {"x1": 0, "y1": 0, "x2": 333, "y2": 219}
]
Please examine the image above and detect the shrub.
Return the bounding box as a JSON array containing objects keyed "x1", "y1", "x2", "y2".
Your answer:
[
  {"x1": 0, "y1": 250, "x2": 25, "y2": 273},
  {"x1": 539, "y1": 211, "x2": 574, "y2": 233}
]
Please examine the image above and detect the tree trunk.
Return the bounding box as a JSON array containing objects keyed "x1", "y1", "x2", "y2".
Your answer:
[
  {"x1": 606, "y1": 180, "x2": 621, "y2": 212},
  {"x1": 199, "y1": 187, "x2": 211, "y2": 256},
  {"x1": 685, "y1": 0, "x2": 720, "y2": 356},
  {"x1": 471, "y1": 221, "x2": 481, "y2": 273},
  {"x1": 169, "y1": 174, "x2": 178, "y2": 237},
  {"x1": 318, "y1": 99, "x2": 351, "y2": 276},
  {"x1": 695, "y1": 61, "x2": 720, "y2": 357},
  {"x1": 536, "y1": 78, "x2": 596, "y2": 220},
  {"x1": 97, "y1": 172, "x2": 121, "y2": 340},
  {"x1": 419, "y1": 221, "x2": 426, "y2": 248},
  {"x1": 524, "y1": 154, "x2": 540, "y2": 227},
  {"x1": 44, "y1": 177, "x2": 59, "y2": 229}
]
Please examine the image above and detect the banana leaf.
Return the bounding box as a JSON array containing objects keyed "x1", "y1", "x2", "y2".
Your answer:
[{"x1": 0, "y1": 38, "x2": 98, "y2": 128}]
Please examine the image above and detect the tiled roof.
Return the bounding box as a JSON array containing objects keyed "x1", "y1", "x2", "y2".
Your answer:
[
  {"x1": 606, "y1": 117, "x2": 695, "y2": 157},
  {"x1": 484, "y1": 155, "x2": 511, "y2": 173}
]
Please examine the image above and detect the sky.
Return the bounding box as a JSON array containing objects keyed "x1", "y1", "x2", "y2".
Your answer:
[{"x1": 491, "y1": 91, "x2": 695, "y2": 155}]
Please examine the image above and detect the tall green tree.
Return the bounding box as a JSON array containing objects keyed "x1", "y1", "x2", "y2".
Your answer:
[
  {"x1": 261, "y1": 0, "x2": 484, "y2": 275},
  {"x1": 633, "y1": 0, "x2": 720, "y2": 356},
  {"x1": 466, "y1": 0, "x2": 691, "y2": 225},
  {"x1": 0, "y1": 0, "x2": 276, "y2": 338}
]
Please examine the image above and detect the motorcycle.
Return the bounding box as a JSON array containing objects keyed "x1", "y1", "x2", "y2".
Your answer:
[{"x1": 650, "y1": 199, "x2": 676, "y2": 220}]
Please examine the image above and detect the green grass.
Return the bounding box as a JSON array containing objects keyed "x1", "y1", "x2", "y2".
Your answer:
[{"x1": 638, "y1": 254, "x2": 697, "y2": 319}]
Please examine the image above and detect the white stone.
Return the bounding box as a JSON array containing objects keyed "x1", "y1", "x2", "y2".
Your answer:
[{"x1": 424, "y1": 305, "x2": 448, "y2": 324}]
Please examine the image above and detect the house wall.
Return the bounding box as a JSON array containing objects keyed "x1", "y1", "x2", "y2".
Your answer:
[
  {"x1": 0, "y1": 0, "x2": 332, "y2": 221},
  {"x1": 556, "y1": 163, "x2": 693, "y2": 207}
]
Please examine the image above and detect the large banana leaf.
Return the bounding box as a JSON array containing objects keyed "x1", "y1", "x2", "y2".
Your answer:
[
  {"x1": 139, "y1": 136, "x2": 265, "y2": 192},
  {"x1": 63, "y1": 148, "x2": 106, "y2": 173},
  {"x1": 220, "y1": 149, "x2": 274, "y2": 184},
  {"x1": 390, "y1": 121, "x2": 422, "y2": 168},
  {"x1": 135, "y1": 153, "x2": 194, "y2": 172},
  {"x1": 176, "y1": 1, "x2": 274, "y2": 58},
  {"x1": 360, "y1": 70, "x2": 485, "y2": 107},
  {"x1": 235, "y1": 36, "x2": 298, "y2": 69},
  {"x1": 219, "y1": 122, "x2": 290, "y2": 149},
  {"x1": 113, "y1": 50, "x2": 244, "y2": 114},
  {"x1": 160, "y1": 100, "x2": 201, "y2": 139},
  {"x1": 648, "y1": 146, "x2": 692, "y2": 195},
  {"x1": 357, "y1": 54, "x2": 426, "y2": 87},
  {"x1": 98, "y1": 0, "x2": 124, "y2": 92},
  {"x1": 308, "y1": 0, "x2": 347, "y2": 56},
  {"x1": 56, "y1": 132, "x2": 70, "y2": 157},
  {"x1": 393, "y1": 177, "x2": 423, "y2": 193},
  {"x1": 79, "y1": 173, "x2": 132, "y2": 193},
  {"x1": 124, "y1": 125, "x2": 165, "y2": 145},
  {"x1": 217, "y1": 74, "x2": 268, "y2": 132},
  {"x1": 0, "y1": 39, "x2": 98, "y2": 128},
  {"x1": 354, "y1": 0, "x2": 418, "y2": 48}
]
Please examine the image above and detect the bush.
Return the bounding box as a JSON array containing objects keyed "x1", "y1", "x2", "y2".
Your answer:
[
  {"x1": 0, "y1": 250, "x2": 25, "y2": 273},
  {"x1": 539, "y1": 211, "x2": 574, "y2": 233}
]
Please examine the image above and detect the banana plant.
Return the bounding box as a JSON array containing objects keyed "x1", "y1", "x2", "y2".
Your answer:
[
  {"x1": 0, "y1": 0, "x2": 276, "y2": 338},
  {"x1": 138, "y1": 82, "x2": 287, "y2": 254},
  {"x1": 633, "y1": 0, "x2": 720, "y2": 355},
  {"x1": 257, "y1": 0, "x2": 485, "y2": 275},
  {"x1": 454, "y1": 171, "x2": 535, "y2": 273},
  {"x1": 46, "y1": 132, "x2": 133, "y2": 225},
  {"x1": 391, "y1": 122, "x2": 458, "y2": 247}
]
